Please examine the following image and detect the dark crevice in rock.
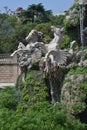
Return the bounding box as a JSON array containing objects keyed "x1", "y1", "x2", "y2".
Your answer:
[{"x1": 78, "y1": 97, "x2": 87, "y2": 123}]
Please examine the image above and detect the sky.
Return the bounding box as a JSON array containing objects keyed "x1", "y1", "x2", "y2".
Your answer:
[{"x1": 0, "y1": 0, "x2": 74, "y2": 14}]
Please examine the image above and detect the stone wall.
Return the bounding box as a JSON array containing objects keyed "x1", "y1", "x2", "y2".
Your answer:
[{"x1": 0, "y1": 54, "x2": 20, "y2": 87}]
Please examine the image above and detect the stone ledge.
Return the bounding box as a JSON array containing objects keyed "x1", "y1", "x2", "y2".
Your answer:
[{"x1": 0, "y1": 83, "x2": 15, "y2": 89}]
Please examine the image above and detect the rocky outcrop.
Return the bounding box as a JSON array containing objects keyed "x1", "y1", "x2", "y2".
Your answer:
[
  {"x1": 65, "y1": 9, "x2": 79, "y2": 25},
  {"x1": 61, "y1": 73, "x2": 87, "y2": 114}
]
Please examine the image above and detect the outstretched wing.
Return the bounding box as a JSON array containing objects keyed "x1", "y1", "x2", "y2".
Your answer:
[
  {"x1": 55, "y1": 50, "x2": 69, "y2": 65},
  {"x1": 47, "y1": 49, "x2": 71, "y2": 65}
]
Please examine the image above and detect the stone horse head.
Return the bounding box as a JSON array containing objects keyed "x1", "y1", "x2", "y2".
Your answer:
[{"x1": 25, "y1": 29, "x2": 43, "y2": 44}]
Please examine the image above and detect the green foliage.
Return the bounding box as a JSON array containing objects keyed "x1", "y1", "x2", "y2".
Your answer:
[
  {"x1": 0, "y1": 71, "x2": 87, "y2": 129},
  {"x1": 61, "y1": 35, "x2": 71, "y2": 49},
  {"x1": 72, "y1": 102, "x2": 86, "y2": 114},
  {"x1": 65, "y1": 3, "x2": 80, "y2": 28},
  {"x1": 78, "y1": 79, "x2": 87, "y2": 93},
  {"x1": 20, "y1": 3, "x2": 53, "y2": 23},
  {"x1": 0, "y1": 87, "x2": 18, "y2": 110},
  {"x1": 64, "y1": 17, "x2": 79, "y2": 31},
  {"x1": 68, "y1": 67, "x2": 87, "y2": 75},
  {"x1": 0, "y1": 108, "x2": 15, "y2": 130},
  {"x1": 63, "y1": 3, "x2": 80, "y2": 47},
  {"x1": 51, "y1": 15, "x2": 65, "y2": 27},
  {"x1": 0, "y1": 34, "x2": 18, "y2": 53},
  {"x1": 6, "y1": 16, "x2": 18, "y2": 28},
  {"x1": 0, "y1": 11, "x2": 53, "y2": 53},
  {"x1": 70, "y1": 3, "x2": 80, "y2": 11},
  {"x1": 64, "y1": 20, "x2": 73, "y2": 30},
  {"x1": 83, "y1": 53, "x2": 87, "y2": 60},
  {"x1": 0, "y1": 2, "x2": 81, "y2": 53},
  {"x1": 0, "y1": 19, "x2": 15, "y2": 35},
  {"x1": 66, "y1": 67, "x2": 87, "y2": 114},
  {"x1": 22, "y1": 70, "x2": 48, "y2": 109},
  {"x1": 72, "y1": 79, "x2": 87, "y2": 114},
  {"x1": 35, "y1": 23, "x2": 53, "y2": 43},
  {"x1": 64, "y1": 20, "x2": 79, "y2": 42}
]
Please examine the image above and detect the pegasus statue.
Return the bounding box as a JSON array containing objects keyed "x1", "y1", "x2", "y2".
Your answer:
[{"x1": 11, "y1": 26, "x2": 86, "y2": 104}]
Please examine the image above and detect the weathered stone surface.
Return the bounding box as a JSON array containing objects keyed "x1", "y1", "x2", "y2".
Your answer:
[
  {"x1": 61, "y1": 74, "x2": 87, "y2": 114},
  {"x1": 82, "y1": 60, "x2": 87, "y2": 67},
  {"x1": 0, "y1": 54, "x2": 20, "y2": 87},
  {"x1": 25, "y1": 29, "x2": 43, "y2": 44}
]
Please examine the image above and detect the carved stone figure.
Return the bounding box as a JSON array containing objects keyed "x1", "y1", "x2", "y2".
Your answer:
[
  {"x1": 25, "y1": 29, "x2": 43, "y2": 44},
  {"x1": 11, "y1": 30, "x2": 46, "y2": 82},
  {"x1": 11, "y1": 26, "x2": 87, "y2": 104},
  {"x1": 39, "y1": 27, "x2": 74, "y2": 104},
  {"x1": 46, "y1": 26, "x2": 64, "y2": 51}
]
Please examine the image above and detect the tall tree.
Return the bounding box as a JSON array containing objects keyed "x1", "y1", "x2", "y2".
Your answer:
[
  {"x1": 19, "y1": 3, "x2": 53, "y2": 23},
  {"x1": 27, "y1": 3, "x2": 45, "y2": 22},
  {"x1": 27, "y1": 4, "x2": 37, "y2": 22},
  {"x1": 35, "y1": 3, "x2": 45, "y2": 17}
]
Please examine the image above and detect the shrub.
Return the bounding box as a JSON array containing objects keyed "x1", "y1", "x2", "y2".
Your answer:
[{"x1": 68, "y1": 67, "x2": 87, "y2": 75}]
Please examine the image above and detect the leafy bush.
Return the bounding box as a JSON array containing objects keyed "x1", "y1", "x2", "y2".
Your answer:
[
  {"x1": 78, "y1": 79, "x2": 87, "y2": 93},
  {"x1": 0, "y1": 72, "x2": 87, "y2": 130},
  {"x1": 83, "y1": 53, "x2": 87, "y2": 60},
  {"x1": 72, "y1": 79, "x2": 87, "y2": 114},
  {"x1": 35, "y1": 23, "x2": 53, "y2": 43},
  {"x1": 9, "y1": 103, "x2": 87, "y2": 130},
  {"x1": 0, "y1": 87, "x2": 18, "y2": 110},
  {"x1": 68, "y1": 67, "x2": 87, "y2": 75},
  {"x1": 61, "y1": 35, "x2": 71, "y2": 49},
  {"x1": 51, "y1": 15, "x2": 65, "y2": 27}
]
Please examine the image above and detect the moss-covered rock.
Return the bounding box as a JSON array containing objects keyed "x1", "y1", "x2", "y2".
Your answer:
[{"x1": 61, "y1": 66, "x2": 87, "y2": 115}]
